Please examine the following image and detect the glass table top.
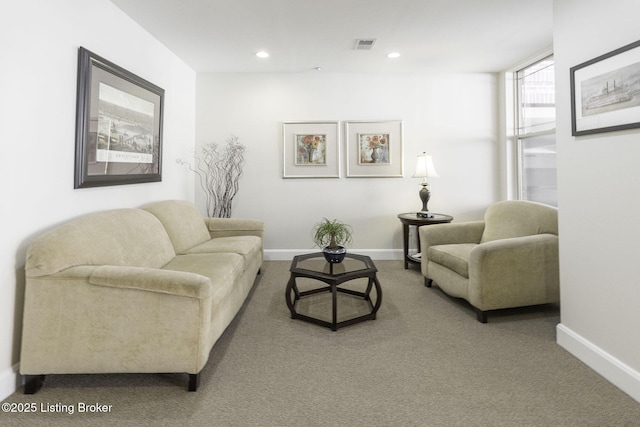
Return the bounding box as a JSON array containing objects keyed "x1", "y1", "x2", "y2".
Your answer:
[{"x1": 290, "y1": 252, "x2": 377, "y2": 279}]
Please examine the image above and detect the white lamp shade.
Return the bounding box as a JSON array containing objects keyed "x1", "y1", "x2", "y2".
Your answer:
[{"x1": 412, "y1": 153, "x2": 439, "y2": 178}]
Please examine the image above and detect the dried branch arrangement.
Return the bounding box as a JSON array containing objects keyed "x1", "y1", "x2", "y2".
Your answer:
[{"x1": 177, "y1": 135, "x2": 246, "y2": 218}]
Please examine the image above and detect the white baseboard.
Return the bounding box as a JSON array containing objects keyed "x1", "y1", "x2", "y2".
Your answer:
[
  {"x1": 557, "y1": 323, "x2": 640, "y2": 403},
  {"x1": 264, "y1": 249, "x2": 404, "y2": 261},
  {"x1": 0, "y1": 364, "x2": 20, "y2": 401}
]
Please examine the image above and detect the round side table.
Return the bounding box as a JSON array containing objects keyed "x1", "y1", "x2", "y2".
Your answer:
[{"x1": 397, "y1": 213, "x2": 453, "y2": 269}]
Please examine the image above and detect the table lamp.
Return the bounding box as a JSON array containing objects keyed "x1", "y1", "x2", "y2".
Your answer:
[{"x1": 412, "y1": 152, "x2": 439, "y2": 218}]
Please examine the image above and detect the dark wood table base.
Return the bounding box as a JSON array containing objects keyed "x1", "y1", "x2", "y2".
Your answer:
[{"x1": 285, "y1": 252, "x2": 382, "y2": 331}]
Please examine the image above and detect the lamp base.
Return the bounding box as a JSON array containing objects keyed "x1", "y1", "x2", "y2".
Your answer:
[{"x1": 418, "y1": 183, "x2": 432, "y2": 218}]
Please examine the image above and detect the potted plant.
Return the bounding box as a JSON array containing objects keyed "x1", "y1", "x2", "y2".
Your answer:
[{"x1": 312, "y1": 218, "x2": 353, "y2": 263}]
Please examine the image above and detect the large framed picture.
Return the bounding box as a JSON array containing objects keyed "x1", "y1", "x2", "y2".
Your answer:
[
  {"x1": 282, "y1": 121, "x2": 340, "y2": 178},
  {"x1": 345, "y1": 120, "x2": 404, "y2": 177},
  {"x1": 571, "y1": 39, "x2": 640, "y2": 136},
  {"x1": 74, "y1": 47, "x2": 164, "y2": 188}
]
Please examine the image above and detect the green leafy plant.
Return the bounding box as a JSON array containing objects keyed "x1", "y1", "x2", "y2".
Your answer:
[{"x1": 312, "y1": 218, "x2": 353, "y2": 249}]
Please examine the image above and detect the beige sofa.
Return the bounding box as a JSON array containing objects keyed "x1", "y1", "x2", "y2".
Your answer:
[
  {"x1": 20, "y1": 200, "x2": 263, "y2": 393},
  {"x1": 420, "y1": 200, "x2": 559, "y2": 323}
]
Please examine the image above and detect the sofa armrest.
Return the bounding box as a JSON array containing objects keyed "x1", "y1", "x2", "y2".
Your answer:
[
  {"x1": 21, "y1": 267, "x2": 213, "y2": 376},
  {"x1": 205, "y1": 218, "x2": 264, "y2": 239},
  {"x1": 467, "y1": 234, "x2": 559, "y2": 310},
  {"x1": 89, "y1": 265, "x2": 211, "y2": 299}
]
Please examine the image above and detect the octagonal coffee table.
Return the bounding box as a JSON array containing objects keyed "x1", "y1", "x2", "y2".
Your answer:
[{"x1": 285, "y1": 252, "x2": 382, "y2": 331}]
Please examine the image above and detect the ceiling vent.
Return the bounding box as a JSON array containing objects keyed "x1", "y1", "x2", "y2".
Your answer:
[{"x1": 354, "y1": 39, "x2": 377, "y2": 50}]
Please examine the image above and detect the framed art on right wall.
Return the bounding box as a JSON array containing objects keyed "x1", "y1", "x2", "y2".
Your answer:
[{"x1": 571, "y1": 39, "x2": 640, "y2": 136}]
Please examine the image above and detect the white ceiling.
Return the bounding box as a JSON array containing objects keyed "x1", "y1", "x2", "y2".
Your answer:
[{"x1": 110, "y1": 0, "x2": 553, "y2": 73}]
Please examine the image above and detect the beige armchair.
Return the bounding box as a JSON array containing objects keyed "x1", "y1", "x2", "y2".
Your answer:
[{"x1": 419, "y1": 200, "x2": 559, "y2": 323}]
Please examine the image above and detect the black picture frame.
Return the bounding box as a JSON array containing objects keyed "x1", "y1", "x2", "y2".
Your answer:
[
  {"x1": 570, "y1": 40, "x2": 640, "y2": 136},
  {"x1": 74, "y1": 47, "x2": 164, "y2": 188}
]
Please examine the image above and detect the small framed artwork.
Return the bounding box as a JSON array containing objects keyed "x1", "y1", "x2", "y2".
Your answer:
[
  {"x1": 283, "y1": 121, "x2": 340, "y2": 178},
  {"x1": 74, "y1": 47, "x2": 164, "y2": 188},
  {"x1": 571, "y1": 39, "x2": 640, "y2": 136},
  {"x1": 345, "y1": 120, "x2": 403, "y2": 177}
]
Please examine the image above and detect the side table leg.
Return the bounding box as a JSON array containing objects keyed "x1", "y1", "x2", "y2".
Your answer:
[{"x1": 402, "y1": 223, "x2": 410, "y2": 269}]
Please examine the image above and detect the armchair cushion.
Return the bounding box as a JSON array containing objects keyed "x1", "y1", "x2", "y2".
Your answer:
[
  {"x1": 428, "y1": 243, "x2": 477, "y2": 278},
  {"x1": 420, "y1": 221, "x2": 484, "y2": 281},
  {"x1": 481, "y1": 200, "x2": 558, "y2": 243}
]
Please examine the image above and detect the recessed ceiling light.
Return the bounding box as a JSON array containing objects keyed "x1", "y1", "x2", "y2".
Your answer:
[
  {"x1": 387, "y1": 52, "x2": 401, "y2": 59},
  {"x1": 256, "y1": 51, "x2": 270, "y2": 58}
]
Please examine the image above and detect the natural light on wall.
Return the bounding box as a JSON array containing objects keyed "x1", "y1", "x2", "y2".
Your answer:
[{"x1": 515, "y1": 56, "x2": 557, "y2": 207}]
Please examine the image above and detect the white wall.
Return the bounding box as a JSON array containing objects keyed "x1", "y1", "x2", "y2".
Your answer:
[
  {"x1": 554, "y1": 0, "x2": 640, "y2": 402},
  {"x1": 196, "y1": 72, "x2": 502, "y2": 258},
  {"x1": 0, "y1": 0, "x2": 196, "y2": 400}
]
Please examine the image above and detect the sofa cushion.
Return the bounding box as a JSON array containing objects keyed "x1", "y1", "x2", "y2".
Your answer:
[
  {"x1": 428, "y1": 243, "x2": 477, "y2": 278},
  {"x1": 185, "y1": 236, "x2": 262, "y2": 268},
  {"x1": 143, "y1": 200, "x2": 211, "y2": 254},
  {"x1": 206, "y1": 218, "x2": 264, "y2": 238},
  {"x1": 162, "y1": 252, "x2": 244, "y2": 313},
  {"x1": 26, "y1": 209, "x2": 176, "y2": 277}
]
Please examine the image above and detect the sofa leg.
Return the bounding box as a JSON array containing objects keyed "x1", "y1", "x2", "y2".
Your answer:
[
  {"x1": 425, "y1": 278, "x2": 433, "y2": 288},
  {"x1": 476, "y1": 309, "x2": 488, "y2": 323},
  {"x1": 188, "y1": 373, "x2": 200, "y2": 392},
  {"x1": 24, "y1": 375, "x2": 46, "y2": 394}
]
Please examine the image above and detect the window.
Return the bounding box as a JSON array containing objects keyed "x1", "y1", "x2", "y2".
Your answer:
[{"x1": 514, "y1": 56, "x2": 557, "y2": 206}]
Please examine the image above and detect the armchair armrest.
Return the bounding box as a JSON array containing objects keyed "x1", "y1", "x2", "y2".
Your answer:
[
  {"x1": 205, "y1": 218, "x2": 264, "y2": 239},
  {"x1": 89, "y1": 265, "x2": 211, "y2": 299},
  {"x1": 468, "y1": 234, "x2": 560, "y2": 310},
  {"x1": 419, "y1": 221, "x2": 485, "y2": 247}
]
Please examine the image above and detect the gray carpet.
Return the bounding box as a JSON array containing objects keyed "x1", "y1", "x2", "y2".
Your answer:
[{"x1": 2, "y1": 260, "x2": 639, "y2": 426}]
